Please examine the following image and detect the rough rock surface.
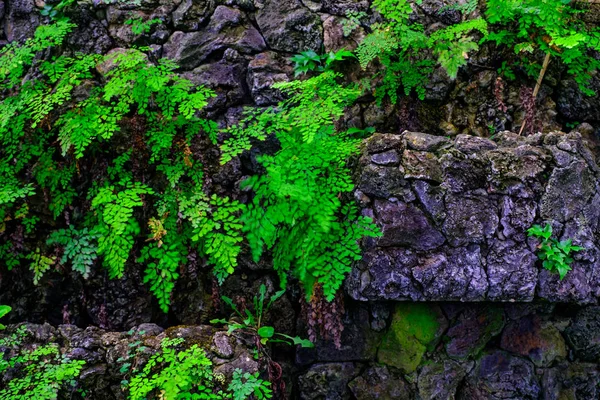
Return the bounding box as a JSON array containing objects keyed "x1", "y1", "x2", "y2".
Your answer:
[{"x1": 348, "y1": 130, "x2": 600, "y2": 304}]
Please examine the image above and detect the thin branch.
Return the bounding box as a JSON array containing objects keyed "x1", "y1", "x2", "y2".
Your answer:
[{"x1": 519, "y1": 52, "x2": 551, "y2": 136}]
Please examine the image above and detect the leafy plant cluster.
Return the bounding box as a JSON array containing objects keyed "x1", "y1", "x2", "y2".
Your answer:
[
  {"x1": 0, "y1": 20, "x2": 243, "y2": 314},
  {"x1": 128, "y1": 337, "x2": 272, "y2": 400},
  {"x1": 211, "y1": 284, "x2": 313, "y2": 349},
  {"x1": 527, "y1": 223, "x2": 583, "y2": 280},
  {"x1": 1, "y1": 11, "x2": 379, "y2": 315},
  {"x1": 221, "y1": 71, "x2": 381, "y2": 301},
  {"x1": 0, "y1": 325, "x2": 85, "y2": 399},
  {"x1": 355, "y1": 0, "x2": 488, "y2": 103},
  {"x1": 351, "y1": 0, "x2": 600, "y2": 104},
  {"x1": 0, "y1": 305, "x2": 10, "y2": 330},
  {"x1": 290, "y1": 49, "x2": 355, "y2": 77}
]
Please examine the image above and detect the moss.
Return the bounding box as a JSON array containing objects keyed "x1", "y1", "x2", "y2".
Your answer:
[{"x1": 377, "y1": 304, "x2": 444, "y2": 373}]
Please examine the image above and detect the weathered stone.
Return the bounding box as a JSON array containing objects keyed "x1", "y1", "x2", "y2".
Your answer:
[
  {"x1": 537, "y1": 263, "x2": 595, "y2": 304},
  {"x1": 298, "y1": 362, "x2": 359, "y2": 400},
  {"x1": 247, "y1": 51, "x2": 291, "y2": 106},
  {"x1": 346, "y1": 248, "x2": 424, "y2": 301},
  {"x1": 404, "y1": 131, "x2": 451, "y2": 152},
  {"x1": 540, "y1": 160, "x2": 596, "y2": 222},
  {"x1": 371, "y1": 150, "x2": 400, "y2": 166},
  {"x1": 403, "y1": 150, "x2": 443, "y2": 182},
  {"x1": 378, "y1": 304, "x2": 447, "y2": 373},
  {"x1": 500, "y1": 315, "x2": 566, "y2": 367},
  {"x1": 296, "y1": 306, "x2": 382, "y2": 364},
  {"x1": 486, "y1": 239, "x2": 537, "y2": 301},
  {"x1": 357, "y1": 165, "x2": 414, "y2": 200},
  {"x1": 413, "y1": 246, "x2": 488, "y2": 301},
  {"x1": 498, "y1": 196, "x2": 537, "y2": 240},
  {"x1": 374, "y1": 199, "x2": 445, "y2": 250},
  {"x1": 564, "y1": 306, "x2": 600, "y2": 362},
  {"x1": 413, "y1": 180, "x2": 446, "y2": 223},
  {"x1": 440, "y1": 152, "x2": 488, "y2": 193},
  {"x1": 172, "y1": 0, "x2": 215, "y2": 31},
  {"x1": 461, "y1": 351, "x2": 541, "y2": 399},
  {"x1": 321, "y1": 0, "x2": 370, "y2": 15},
  {"x1": 443, "y1": 194, "x2": 499, "y2": 246},
  {"x1": 163, "y1": 6, "x2": 266, "y2": 70},
  {"x1": 256, "y1": 0, "x2": 322, "y2": 53},
  {"x1": 349, "y1": 366, "x2": 411, "y2": 400},
  {"x1": 363, "y1": 133, "x2": 404, "y2": 154},
  {"x1": 455, "y1": 134, "x2": 497, "y2": 154},
  {"x1": 541, "y1": 362, "x2": 600, "y2": 400},
  {"x1": 418, "y1": 359, "x2": 467, "y2": 400},
  {"x1": 557, "y1": 77, "x2": 600, "y2": 122},
  {"x1": 446, "y1": 306, "x2": 504, "y2": 359}
]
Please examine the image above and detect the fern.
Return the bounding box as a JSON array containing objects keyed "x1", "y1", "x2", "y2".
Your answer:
[
  {"x1": 222, "y1": 72, "x2": 381, "y2": 300},
  {"x1": 47, "y1": 226, "x2": 99, "y2": 279},
  {"x1": 27, "y1": 248, "x2": 56, "y2": 285}
]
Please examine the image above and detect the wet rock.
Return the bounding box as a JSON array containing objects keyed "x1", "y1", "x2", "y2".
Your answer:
[
  {"x1": 413, "y1": 180, "x2": 446, "y2": 223},
  {"x1": 404, "y1": 131, "x2": 451, "y2": 152},
  {"x1": 486, "y1": 239, "x2": 537, "y2": 301},
  {"x1": 320, "y1": 0, "x2": 370, "y2": 15},
  {"x1": 564, "y1": 306, "x2": 600, "y2": 362},
  {"x1": 418, "y1": 359, "x2": 468, "y2": 400},
  {"x1": 540, "y1": 160, "x2": 596, "y2": 223},
  {"x1": 296, "y1": 305, "x2": 382, "y2": 364},
  {"x1": 500, "y1": 315, "x2": 566, "y2": 367},
  {"x1": 346, "y1": 248, "x2": 424, "y2": 301},
  {"x1": 378, "y1": 304, "x2": 447, "y2": 373},
  {"x1": 403, "y1": 150, "x2": 443, "y2": 182},
  {"x1": 413, "y1": 246, "x2": 488, "y2": 301},
  {"x1": 455, "y1": 134, "x2": 497, "y2": 154},
  {"x1": 371, "y1": 150, "x2": 400, "y2": 166},
  {"x1": 163, "y1": 6, "x2": 266, "y2": 70},
  {"x1": 256, "y1": 0, "x2": 322, "y2": 53},
  {"x1": 172, "y1": 0, "x2": 215, "y2": 31},
  {"x1": 363, "y1": 133, "x2": 404, "y2": 154},
  {"x1": 498, "y1": 196, "x2": 537, "y2": 240},
  {"x1": 461, "y1": 351, "x2": 541, "y2": 399},
  {"x1": 349, "y1": 366, "x2": 411, "y2": 400},
  {"x1": 557, "y1": 77, "x2": 600, "y2": 122},
  {"x1": 374, "y1": 199, "x2": 445, "y2": 250},
  {"x1": 443, "y1": 194, "x2": 498, "y2": 246},
  {"x1": 184, "y1": 56, "x2": 247, "y2": 110},
  {"x1": 541, "y1": 362, "x2": 600, "y2": 400},
  {"x1": 357, "y1": 165, "x2": 414, "y2": 200},
  {"x1": 5, "y1": 0, "x2": 40, "y2": 42},
  {"x1": 298, "y1": 362, "x2": 359, "y2": 400},
  {"x1": 212, "y1": 331, "x2": 235, "y2": 359},
  {"x1": 446, "y1": 306, "x2": 504, "y2": 359},
  {"x1": 247, "y1": 51, "x2": 291, "y2": 106}
]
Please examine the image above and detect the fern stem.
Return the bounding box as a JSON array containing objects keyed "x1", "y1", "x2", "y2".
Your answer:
[{"x1": 519, "y1": 52, "x2": 551, "y2": 136}]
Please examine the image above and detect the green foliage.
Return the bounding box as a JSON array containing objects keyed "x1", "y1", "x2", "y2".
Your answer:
[
  {"x1": 341, "y1": 10, "x2": 368, "y2": 37},
  {"x1": 527, "y1": 223, "x2": 583, "y2": 280},
  {"x1": 211, "y1": 284, "x2": 314, "y2": 348},
  {"x1": 222, "y1": 72, "x2": 381, "y2": 300},
  {"x1": 47, "y1": 226, "x2": 99, "y2": 279},
  {"x1": 228, "y1": 370, "x2": 272, "y2": 400},
  {"x1": 128, "y1": 337, "x2": 272, "y2": 400},
  {"x1": 356, "y1": 0, "x2": 487, "y2": 102},
  {"x1": 0, "y1": 20, "x2": 245, "y2": 312},
  {"x1": 0, "y1": 305, "x2": 10, "y2": 330},
  {"x1": 291, "y1": 49, "x2": 355, "y2": 76},
  {"x1": 484, "y1": 0, "x2": 600, "y2": 95},
  {"x1": 0, "y1": 326, "x2": 85, "y2": 399},
  {"x1": 125, "y1": 17, "x2": 162, "y2": 35}
]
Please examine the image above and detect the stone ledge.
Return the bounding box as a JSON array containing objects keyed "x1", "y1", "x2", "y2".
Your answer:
[{"x1": 347, "y1": 130, "x2": 600, "y2": 304}]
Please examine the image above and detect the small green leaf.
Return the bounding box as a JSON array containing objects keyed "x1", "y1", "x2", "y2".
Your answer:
[{"x1": 257, "y1": 326, "x2": 275, "y2": 339}]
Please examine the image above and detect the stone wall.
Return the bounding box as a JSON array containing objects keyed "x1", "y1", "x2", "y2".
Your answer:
[
  {"x1": 2, "y1": 1, "x2": 600, "y2": 399},
  {"x1": 348, "y1": 130, "x2": 600, "y2": 304}
]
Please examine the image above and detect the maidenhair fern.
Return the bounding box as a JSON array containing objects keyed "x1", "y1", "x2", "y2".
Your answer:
[
  {"x1": 356, "y1": 0, "x2": 487, "y2": 103},
  {"x1": 222, "y1": 72, "x2": 381, "y2": 301}
]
